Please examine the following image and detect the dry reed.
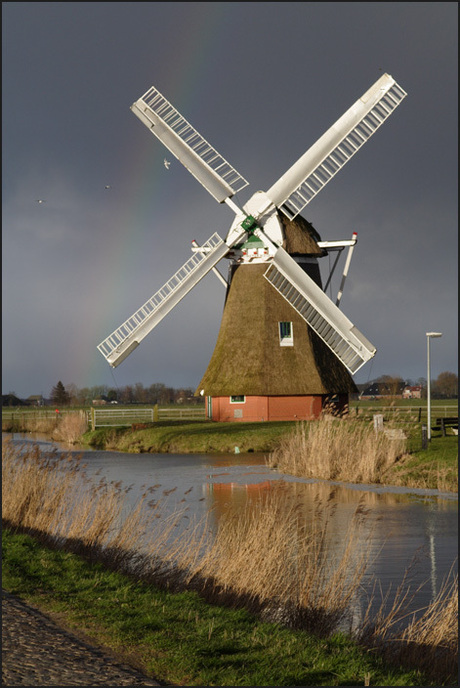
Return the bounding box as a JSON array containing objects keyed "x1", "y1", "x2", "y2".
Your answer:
[
  {"x1": 2, "y1": 411, "x2": 89, "y2": 443},
  {"x1": 187, "y1": 485, "x2": 374, "y2": 634},
  {"x1": 1, "y1": 439, "x2": 190, "y2": 579},
  {"x1": 267, "y1": 416, "x2": 407, "y2": 484},
  {"x1": 358, "y1": 564, "x2": 458, "y2": 684},
  {"x1": 52, "y1": 411, "x2": 88, "y2": 444}
]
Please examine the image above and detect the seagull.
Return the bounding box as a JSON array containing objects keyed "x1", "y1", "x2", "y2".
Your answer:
[
  {"x1": 36, "y1": 199, "x2": 46, "y2": 204},
  {"x1": 104, "y1": 185, "x2": 112, "y2": 190},
  {"x1": 164, "y1": 158, "x2": 171, "y2": 170}
]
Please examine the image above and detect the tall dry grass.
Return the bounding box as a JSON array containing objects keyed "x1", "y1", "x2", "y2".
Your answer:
[
  {"x1": 52, "y1": 411, "x2": 88, "y2": 444},
  {"x1": 187, "y1": 486, "x2": 374, "y2": 634},
  {"x1": 1, "y1": 439, "x2": 190, "y2": 578},
  {"x1": 268, "y1": 416, "x2": 407, "y2": 484},
  {"x1": 358, "y1": 565, "x2": 458, "y2": 684},
  {"x1": 2, "y1": 439, "x2": 374, "y2": 633},
  {"x1": 2, "y1": 411, "x2": 89, "y2": 443}
]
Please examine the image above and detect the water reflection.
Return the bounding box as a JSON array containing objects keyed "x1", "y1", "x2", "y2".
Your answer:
[
  {"x1": 4, "y1": 433, "x2": 457, "y2": 624},
  {"x1": 204, "y1": 478, "x2": 457, "y2": 612}
]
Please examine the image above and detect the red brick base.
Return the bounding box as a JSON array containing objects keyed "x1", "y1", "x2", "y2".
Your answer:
[{"x1": 206, "y1": 395, "x2": 348, "y2": 422}]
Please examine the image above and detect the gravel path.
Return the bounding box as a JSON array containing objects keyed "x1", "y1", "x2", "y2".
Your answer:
[{"x1": 2, "y1": 590, "x2": 162, "y2": 686}]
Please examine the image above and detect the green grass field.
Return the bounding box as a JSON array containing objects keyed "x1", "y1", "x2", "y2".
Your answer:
[{"x1": 83, "y1": 419, "x2": 298, "y2": 453}]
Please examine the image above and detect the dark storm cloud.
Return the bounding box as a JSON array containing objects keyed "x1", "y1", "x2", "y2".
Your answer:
[{"x1": 2, "y1": 2, "x2": 457, "y2": 397}]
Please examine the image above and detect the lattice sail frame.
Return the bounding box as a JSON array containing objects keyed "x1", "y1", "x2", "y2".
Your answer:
[
  {"x1": 265, "y1": 248, "x2": 376, "y2": 374},
  {"x1": 97, "y1": 233, "x2": 232, "y2": 368},
  {"x1": 131, "y1": 86, "x2": 249, "y2": 203},
  {"x1": 264, "y1": 74, "x2": 407, "y2": 220}
]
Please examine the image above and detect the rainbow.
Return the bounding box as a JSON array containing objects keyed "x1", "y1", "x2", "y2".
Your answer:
[{"x1": 76, "y1": 3, "x2": 230, "y2": 389}]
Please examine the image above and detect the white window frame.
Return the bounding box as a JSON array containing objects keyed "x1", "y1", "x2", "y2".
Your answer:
[
  {"x1": 230, "y1": 395, "x2": 245, "y2": 404},
  {"x1": 279, "y1": 321, "x2": 294, "y2": 346}
]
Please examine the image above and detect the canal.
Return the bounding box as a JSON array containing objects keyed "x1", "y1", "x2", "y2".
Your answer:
[{"x1": 5, "y1": 433, "x2": 458, "y2": 629}]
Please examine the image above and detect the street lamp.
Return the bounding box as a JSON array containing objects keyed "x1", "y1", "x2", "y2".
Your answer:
[{"x1": 426, "y1": 332, "x2": 442, "y2": 441}]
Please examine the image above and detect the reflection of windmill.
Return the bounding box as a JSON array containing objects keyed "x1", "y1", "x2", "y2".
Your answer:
[{"x1": 98, "y1": 74, "x2": 407, "y2": 421}]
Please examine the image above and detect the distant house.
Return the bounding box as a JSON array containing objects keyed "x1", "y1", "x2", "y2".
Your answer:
[
  {"x1": 402, "y1": 386, "x2": 422, "y2": 399},
  {"x1": 92, "y1": 397, "x2": 108, "y2": 406},
  {"x1": 27, "y1": 394, "x2": 45, "y2": 407}
]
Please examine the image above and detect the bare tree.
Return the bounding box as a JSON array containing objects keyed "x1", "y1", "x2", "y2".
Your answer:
[{"x1": 432, "y1": 371, "x2": 458, "y2": 398}]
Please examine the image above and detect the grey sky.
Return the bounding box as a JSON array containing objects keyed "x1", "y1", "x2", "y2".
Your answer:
[{"x1": 2, "y1": 2, "x2": 458, "y2": 399}]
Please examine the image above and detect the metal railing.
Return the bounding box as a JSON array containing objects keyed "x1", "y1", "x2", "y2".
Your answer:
[{"x1": 2, "y1": 404, "x2": 456, "y2": 430}]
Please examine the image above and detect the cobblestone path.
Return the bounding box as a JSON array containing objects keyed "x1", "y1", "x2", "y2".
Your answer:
[{"x1": 2, "y1": 590, "x2": 162, "y2": 686}]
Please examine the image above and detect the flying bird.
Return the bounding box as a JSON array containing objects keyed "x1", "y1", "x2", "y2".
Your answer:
[
  {"x1": 104, "y1": 185, "x2": 112, "y2": 189},
  {"x1": 35, "y1": 199, "x2": 46, "y2": 204},
  {"x1": 164, "y1": 158, "x2": 171, "y2": 170}
]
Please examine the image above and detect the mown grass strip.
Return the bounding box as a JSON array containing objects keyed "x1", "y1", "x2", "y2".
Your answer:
[{"x1": 2, "y1": 528, "x2": 433, "y2": 687}]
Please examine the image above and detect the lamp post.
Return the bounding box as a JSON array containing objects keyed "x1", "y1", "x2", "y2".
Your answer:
[{"x1": 426, "y1": 332, "x2": 442, "y2": 441}]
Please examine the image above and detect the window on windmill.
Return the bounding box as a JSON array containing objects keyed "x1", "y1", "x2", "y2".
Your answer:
[{"x1": 279, "y1": 321, "x2": 294, "y2": 346}]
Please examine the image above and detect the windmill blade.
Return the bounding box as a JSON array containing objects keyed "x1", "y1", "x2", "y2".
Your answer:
[
  {"x1": 131, "y1": 85, "x2": 249, "y2": 203},
  {"x1": 98, "y1": 232, "x2": 237, "y2": 368},
  {"x1": 263, "y1": 74, "x2": 407, "y2": 220},
  {"x1": 264, "y1": 247, "x2": 376, "y2": 374}
]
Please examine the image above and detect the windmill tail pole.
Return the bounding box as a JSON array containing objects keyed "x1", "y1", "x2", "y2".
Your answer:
[{"x1": 336, "y1": 232, "x2": 357, "y2": 307}]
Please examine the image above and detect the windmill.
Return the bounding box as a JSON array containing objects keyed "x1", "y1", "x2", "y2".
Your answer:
[{"x1": 97, "y1": 74, "x2": 407, "y2": 421}]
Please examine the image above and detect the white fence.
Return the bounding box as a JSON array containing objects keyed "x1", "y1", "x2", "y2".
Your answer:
[
  {"x1": 2, "y1": 406, "x2": 206, "y2": 431},
  {"x1": 2, "y1": 404, "x2": 456, "y2": 430},
  {"x1": 352, "y1": 405, "x2": 458, "y2": 423},
  {"x1": 89, "y1": 406, "x2": 206, "y2": 430},
  {"x1": 90, "y1": 408, "x2": 154, "y2": 429}
]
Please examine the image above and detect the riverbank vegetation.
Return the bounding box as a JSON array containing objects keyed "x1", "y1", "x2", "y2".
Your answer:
[
  {"x1": 84, "y1": 405, "x2": 457, "y2": 492},
  {"x1": 267, "y1": 415, "x2": 458, "y2": 492},
  {"x1": 2, "y1": 439, "x2": 457, "y2": 685}
]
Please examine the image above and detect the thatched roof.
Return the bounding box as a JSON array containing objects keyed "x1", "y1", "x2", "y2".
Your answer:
[
  {"x1": 196, "y1": 263, "x2": 357, "y2": 397},
  {"x1": 280, "y1": 212, "x2": 326, "y2": 256}
]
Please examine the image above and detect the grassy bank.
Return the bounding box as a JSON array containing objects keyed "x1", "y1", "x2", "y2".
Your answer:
[
  {"x1": 82, "y1": 420, "x2": 298, "y2": 454},
  {"x1": 2, "y1": 529, "x2": 442, "y2": 687},
  {"x1": 385, "y1": 436, "x2": 458, "y2": 491},
  {"x1": 268, "y1": 419, "x2": 458, "y2": 492}
]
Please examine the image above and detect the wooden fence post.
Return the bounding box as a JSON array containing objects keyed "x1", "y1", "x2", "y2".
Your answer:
[
  {"x1": 421, "y1": 424, "x2": 428, "y2": 449},
  {"x1": 373, "y1": 414, "x2": 384, "y2": 433}
]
